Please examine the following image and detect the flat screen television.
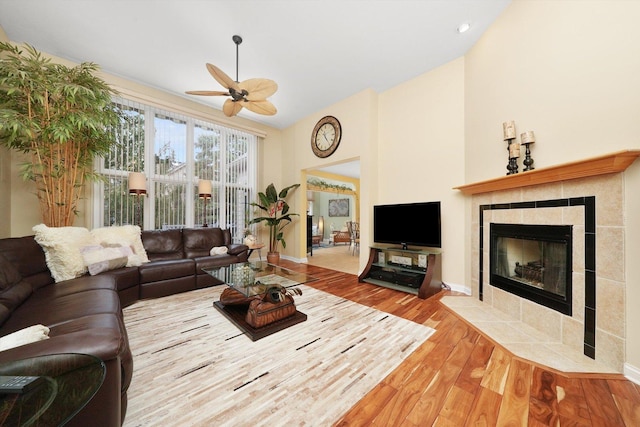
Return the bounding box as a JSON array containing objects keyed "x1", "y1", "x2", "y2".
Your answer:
[{"x1": 373, "y1": 201, "x2": 441, "y2": 249}]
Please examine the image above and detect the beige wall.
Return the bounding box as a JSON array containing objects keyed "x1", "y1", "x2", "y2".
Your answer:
[
  {"x1": 378, "y1": 57, "x2": 467, "y2": 287},
  {"x1": 0, "y1": 26, "x2": 9, "y2": 238},
  {"x1": 280, "y1": 89, "x2": 377, "y2": 266},
  {"x1": 464, "y1": 0, "x2": 640, "y2": 371}
]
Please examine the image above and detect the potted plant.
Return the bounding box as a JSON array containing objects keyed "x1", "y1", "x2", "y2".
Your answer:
[
  {"x1": 0, "y1": 43, "x2": 120, "y2": 227},
  {"x1": 249, "y1": 183, "x2": 300, "y2": 264}
]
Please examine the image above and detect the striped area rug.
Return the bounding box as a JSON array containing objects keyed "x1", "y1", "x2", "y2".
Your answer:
[{"x1": 122, "y1": 285, "x2": 435, "y2": 426}]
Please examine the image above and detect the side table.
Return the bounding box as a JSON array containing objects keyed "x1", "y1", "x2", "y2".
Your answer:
[
  {"x1": 0, "y1": 353, "x2": 105, "y2": 426},
  {"x1": 247, "y1": 242, "x2": 265, "y2": 260}
]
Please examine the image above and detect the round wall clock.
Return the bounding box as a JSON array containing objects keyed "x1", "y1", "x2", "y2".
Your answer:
[{"x1": 311, "y1": 116, "x2": 341, "y2": 158}]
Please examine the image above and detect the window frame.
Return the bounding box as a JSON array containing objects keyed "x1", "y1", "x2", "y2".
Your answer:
[{"x1": 94, "y1": 96, "x2": 257, "y2": 241}]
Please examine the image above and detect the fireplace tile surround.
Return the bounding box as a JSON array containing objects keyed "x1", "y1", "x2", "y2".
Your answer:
[
  {"x1": 454, "y1": 151, "x2": 640, "y2": 372},
  {"x1": 467, "y1": 173, "x2": 626, "y2": 372}
]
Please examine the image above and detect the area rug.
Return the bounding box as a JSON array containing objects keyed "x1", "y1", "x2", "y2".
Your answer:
[{"x1": 122, "y1": 285, "x2": 435, "y2": 426}]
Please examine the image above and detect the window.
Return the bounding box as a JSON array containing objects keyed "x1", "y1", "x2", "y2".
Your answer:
[{"x1": 96, "y1": 97, "x2": 257, "y2": 242}]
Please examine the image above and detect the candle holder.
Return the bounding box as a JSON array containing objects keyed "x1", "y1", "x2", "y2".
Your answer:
[
  {"x1": 522, "y1": 143, "x2": 535, "y2": 171},
  {"x1": 506, "y1": 139, "x2": 519, "y2": 175},
  {"x1": 520, "y1": 131, "x2": 536, "y2": 172}
]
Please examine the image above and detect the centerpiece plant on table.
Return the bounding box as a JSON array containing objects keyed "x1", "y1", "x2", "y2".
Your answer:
[{"x1": 249, "y1": 183, "x2": 300, "y2": 264}]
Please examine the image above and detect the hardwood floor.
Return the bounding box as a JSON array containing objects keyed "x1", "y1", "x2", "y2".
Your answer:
[{"x1": 279, "y1": 260, "x2": 640, "y2": 426}]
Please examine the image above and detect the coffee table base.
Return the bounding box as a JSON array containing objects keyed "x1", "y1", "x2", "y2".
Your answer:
[{"x1": 213, "y1": 301, "x2": 307, "y2": 341}]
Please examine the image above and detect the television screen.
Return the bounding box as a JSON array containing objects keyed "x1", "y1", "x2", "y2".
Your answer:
[{"x1": 373, "y1": 201, "x2": 441, "y2": 248}]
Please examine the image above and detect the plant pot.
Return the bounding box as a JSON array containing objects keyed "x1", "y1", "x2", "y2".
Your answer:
[{"x1": 266, "y1": 251, "x2": 280, "y2": 264}]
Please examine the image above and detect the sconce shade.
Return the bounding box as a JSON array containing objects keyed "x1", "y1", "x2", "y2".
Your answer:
[
  {"x1": 198, "y1": 179, "x2": 212, "y2": 198},
  {"x1": 306, "y1": 191, "x2": 314, "y2": 201},
  {"x1": 128, "y1": 172, "x2": 147, "y2": 194}
]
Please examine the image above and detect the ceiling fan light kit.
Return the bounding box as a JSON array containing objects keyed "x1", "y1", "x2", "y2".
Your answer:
[{"x1": 186, "y1": 35, "x2": 277, "y2": 117}]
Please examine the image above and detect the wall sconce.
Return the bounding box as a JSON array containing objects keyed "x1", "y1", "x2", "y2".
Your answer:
[
  {"x1": 128, "y1": 172, "x2": 147, "y2": 228},
  {"x1": 198, "y1": 179, "x2": 212, "y2": 228}
]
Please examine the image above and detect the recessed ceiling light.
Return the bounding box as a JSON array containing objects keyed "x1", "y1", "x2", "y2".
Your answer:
[{"x1": 457, "y1": 22, "x2": 471, "y2": 33}]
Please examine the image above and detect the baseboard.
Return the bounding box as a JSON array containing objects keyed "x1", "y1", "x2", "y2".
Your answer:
[
  {"x1": 444, "y1": 282, "x2": 471, "y2": 295},
  {"x1": 624, "y1": 362, "x2": 640, "y2": 385}
]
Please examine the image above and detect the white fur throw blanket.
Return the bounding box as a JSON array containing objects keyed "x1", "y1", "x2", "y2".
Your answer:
[
  {"x1": 0, "y1": 325, "x2": 50, "y2": 352},
  {"x1": 210, "y1": 246, "x2": 228, "y2": 256}
]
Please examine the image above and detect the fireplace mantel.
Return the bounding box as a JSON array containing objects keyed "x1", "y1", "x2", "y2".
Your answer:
[{"x1": 454, "y1": 149, "x2": 640, "y2": 195}]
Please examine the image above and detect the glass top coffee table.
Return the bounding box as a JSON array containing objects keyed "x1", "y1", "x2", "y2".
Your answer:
[
  {"x1": 0, "y1": 353, "x2": 105, "y2": 426},
  {"x1": 203, "y1": 261, "x2": 317, "y2": 341}
]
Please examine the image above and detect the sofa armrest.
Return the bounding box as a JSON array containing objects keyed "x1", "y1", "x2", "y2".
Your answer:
[
  {"x1": 0, "y1": 329, "x2": 126, "y2": 363},
  {"x1": 227, "y1": 244, "x2": 249, "y2": 257}
]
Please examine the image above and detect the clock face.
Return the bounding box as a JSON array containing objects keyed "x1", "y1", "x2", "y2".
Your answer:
[{"x1": 311, "y1": 116, "x2": 341, "y2": 158}]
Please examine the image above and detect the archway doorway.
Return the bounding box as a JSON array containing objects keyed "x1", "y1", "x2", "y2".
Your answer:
[{"x1": 302, "y1": 159, "x2": 360, "y2": 275}]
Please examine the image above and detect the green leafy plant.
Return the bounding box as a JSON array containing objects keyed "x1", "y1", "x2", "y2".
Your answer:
[
  {"x1": 249, "y1": 183, "x2": 300, "y2": 253},
  {"x1": 307, "y1": 177, "x2": 354, "y2": 193},
  {"x1": 0, "y1": 42, "x2": 120, "y2": 226}
]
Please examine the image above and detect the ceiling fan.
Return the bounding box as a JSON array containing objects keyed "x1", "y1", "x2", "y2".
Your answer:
[{"x1": 186, "y1": 35, "x2": 278, "y2": 117}]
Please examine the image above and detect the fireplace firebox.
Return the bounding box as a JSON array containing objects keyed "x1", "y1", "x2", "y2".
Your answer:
[{"x1": 490, "y1": 223, "x2": 573, "y2": 315}]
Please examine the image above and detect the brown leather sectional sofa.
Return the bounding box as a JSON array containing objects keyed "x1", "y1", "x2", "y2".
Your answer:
[{"x1": 0, "y1": 227, "x2": 248, "y2": 426}]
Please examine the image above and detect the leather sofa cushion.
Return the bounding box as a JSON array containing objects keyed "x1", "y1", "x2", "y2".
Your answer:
[
  {"x1": 194, "y1": 255, "x2": 243, "y2": 272},
  {"x1": 183, "y1": 228, "x2": 228, "y2": 258},
  {"x1": 28, "y1": 274, "x2": 117, "y2": 301},
  {"x1": 0, "y1": 253, "x2": 22, "y2": 289},
  {"x1": 227, "y1": 243, "x2": 249, "y2": 257},
  {"x1": 138, "y1": 259, "x2": 194, "y2": 284},
  {"x1": 1, "y1": 289, "x2": 121, "y2": 333},
  {"x1": 0, "y1": 328, "x2": 126, "y2": 364},
  {"x1": 0, "y1": 254, "x2": 33, "y2": 318},
  {"x1": 0, "y1": 281, "x2": 33, "y2": 313},
  {"x1": 142, "y1": 229, "x2": 184, "y2": 261},
  {"x1": 105, "y1": 266, "x2": 139, "y2": 292},
  {"x1": 0, "y1": 306, "x2": 10, "y2": 328},
  {"x1": 0, "y1": 236, "x2": 52, "y2": 289},
  {"x1": 49, "y1": 312, "x2": 122, "y2": 336}
]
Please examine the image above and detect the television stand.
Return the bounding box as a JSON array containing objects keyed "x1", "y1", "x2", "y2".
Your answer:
[{"x1": 358, "y1": 246, "x2": 443, "y2": 299}]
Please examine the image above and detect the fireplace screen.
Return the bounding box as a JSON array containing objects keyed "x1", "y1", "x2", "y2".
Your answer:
[{"x1": 490, "y1": 223, "x2": 572, "y2": 315}]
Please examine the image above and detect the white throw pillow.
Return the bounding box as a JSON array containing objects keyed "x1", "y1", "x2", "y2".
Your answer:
[
  {"x1": 0, "y1": 324, "x2": 50, "y2": 352},
  {"x1": 210, "y1": 246, "x2": 228, "y2": 255},
  {"x1": 33, "y1": 224, "x2": 96, "y2": 282},
  {"x1": 81, "y1": 245, "x2": 131, "y2": 275},
  {"x1": 90, "y1": 225, "x2": 149, "y2": 267}
]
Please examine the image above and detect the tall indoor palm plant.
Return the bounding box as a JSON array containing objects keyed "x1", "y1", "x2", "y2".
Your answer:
[
  {"x1": 250, "y1": 183, "x2": 300, "y2": 263},
  {"x1": 0, "y1": 43, "x2": 120, "y2": 227}
]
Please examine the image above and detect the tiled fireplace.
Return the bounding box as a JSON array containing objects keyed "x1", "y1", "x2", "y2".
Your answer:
[{"x1": 459, "y1": 151, "x2": 640, "y2": 372}]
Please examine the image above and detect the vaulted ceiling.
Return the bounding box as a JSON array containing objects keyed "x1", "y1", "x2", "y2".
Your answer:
[{"x1": 0, "y1": 0, "x2": 511, "y2": 130}]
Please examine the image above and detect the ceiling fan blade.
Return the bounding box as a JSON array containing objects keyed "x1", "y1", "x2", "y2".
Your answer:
[
  {"x1": 223, "y1": 99, "x2": 243, "y2": 117},
  {"x1": 243, "y1": 100, "x2": 277, "y2": 116},
  {"x1": 238, "y1": 78, "x2": 278, "y2": 101},
  {"x1": 206, "y1": 63, "x2": 240, "y2": 91},
  {"x1": 185, "y1": 90, "x2": 230, "y2": 96}
]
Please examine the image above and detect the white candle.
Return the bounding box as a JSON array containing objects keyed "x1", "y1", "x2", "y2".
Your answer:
[
  {"x1": 503, "y1": 121, "x2": 516, "y2": 140},
  {"x1": 509, "y1": 142, "x2": 520, "y2": 158},
  {"x1": 520, "y1": 131, "x2": 536, "y2": 144}
]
